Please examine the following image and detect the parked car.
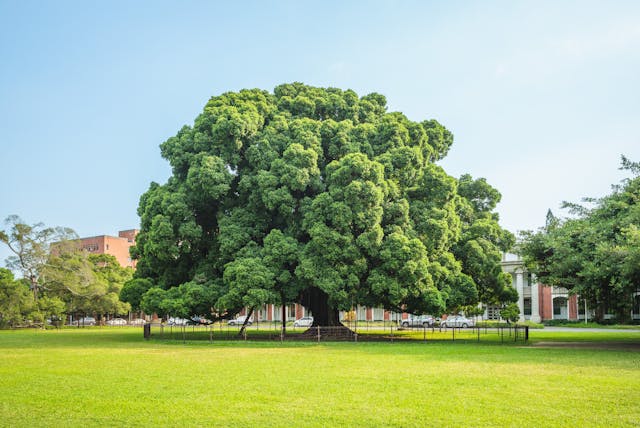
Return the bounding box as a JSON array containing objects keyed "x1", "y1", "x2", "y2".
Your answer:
[
  {"x1": 71, "y1": 316, "x2": 96, "y2": 326},
  {"x1": 293, "y1": 316, "x2": 314, "y2": 327},
  {"x1": 130, "y1": 318, "x2": 146, "y2": 326},
  {"x1": 440, "y1": 315, "x2": 475, "y2": 328},
  {"x1": 227, "y1": 315, "x2": 252, "y2": 326},
  {"x1": 190, "y1": 316, "x2": 211, "y2": 325},
  {"x1": 106, "y1": 318, "x2": 127, "y2": 326},
  {"x1": 46, "y1": 316, "x2": 64, "y2": 327},
  {"x1": 167, "y1": 317, "x2": 189, "y2": 326},
  {"x1": 400, "y1": 315, "x2": 435, "y2": 328}
]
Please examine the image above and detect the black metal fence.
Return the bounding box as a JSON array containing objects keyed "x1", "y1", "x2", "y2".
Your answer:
[{"x1": 144, "y1": 322, "x2": 529, "y2": 344}]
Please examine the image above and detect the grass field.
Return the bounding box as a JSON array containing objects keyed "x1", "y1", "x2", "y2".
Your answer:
[{"x1": 0, "y1": 328, "x2": 638, "y2": 427}]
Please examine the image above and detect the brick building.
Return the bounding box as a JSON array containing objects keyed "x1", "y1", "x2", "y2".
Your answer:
[
  {"x1": 499, "y1": 253, "x2": 582, "y2": 323},
  {"x1": 78, "y1": 229, "x2": 138, "y2": 268}
]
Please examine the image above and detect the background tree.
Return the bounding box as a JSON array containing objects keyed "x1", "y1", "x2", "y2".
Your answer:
[
  {"x1": 0, "y1": 215, "x2": 77, "y2": 302},
  {"x1": 120, "y1": 278, "x2": 154, "y2": 312},
  {"x1": 500, "y1": 303, "x2": 520, "y2": 324},
  {"x1": 0, "y1": 268, "x2": 34, "y2": 327},
  {"x1": 41, "y1": 248, "x2": 132, "y2": 319},
  {"x1": 519, "y1": 156, "x2": 640, "y2": 323},
  {"x1": 132, "y1": 84, "x2": 515, "y2": 326}
]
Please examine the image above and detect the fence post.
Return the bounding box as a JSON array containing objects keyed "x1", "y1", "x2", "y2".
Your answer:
[
  {"x1": 143, "y1": 323, "x2": 151, "y2": 340},
  {"x1": 477, "y1": 326, "x2": 480, "y2": 343},
  {"x1": 317, "y1": 325, "x2": 320, "y2": 343},
  {"x1": 525, "y1": 326, "x2": 529, "y2": 342}
]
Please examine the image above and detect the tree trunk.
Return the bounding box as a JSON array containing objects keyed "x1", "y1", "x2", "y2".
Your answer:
[
  {"x1": 281, "y1": 300, "x2": 286, "y2": 335},
  {"x1": 30, "y1": 275, "x2": 38, "y2": 303},
  {"x1": 303, "y1": 287, "x2": 342, "y2": 327},
  {"x1": 239, "y1": 307, "x2": 254, "y2": 336},
  {"x1": 595, "y1": 302, "x2": 605, "y2": 323}
]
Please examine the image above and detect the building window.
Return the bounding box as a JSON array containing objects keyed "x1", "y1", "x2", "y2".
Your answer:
[
  {"x1": 523, "y1": 298, "x2": 531, "y2": 316},
  {"x1": 288, "y1": 304, "x2": 296, "y2": 319},
  {"x1": 553, "y1": 297, "x2": 567, "y2": 317},
  {"x1": 106, "y1": 244, "x2": 109, "y2": 250},
  {"x1": 357, "y1": 306, "x2": 367, "y2": 321},
  {"x1": 83, "y1": 244, "x2": 98, "y2": 252},
  {"x1": 486, "y1": 305, "x2": 501, "y2": 320}
]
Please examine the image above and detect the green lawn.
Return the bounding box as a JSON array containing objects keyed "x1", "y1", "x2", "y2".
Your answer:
[{"x1": 0, "y1": 328, "x2": 638, "y2": 427}]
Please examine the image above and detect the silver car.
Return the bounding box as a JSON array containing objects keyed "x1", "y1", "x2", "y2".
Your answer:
[
  {"x1": 440, "y1": 315, "x2": 475, "y2": 328},
  {"x1": 401, "y1": 315, "x2": 435, "y2": 328},
  {"x1": 228, "y1": 315, "x2": 252, "y2": 326}
]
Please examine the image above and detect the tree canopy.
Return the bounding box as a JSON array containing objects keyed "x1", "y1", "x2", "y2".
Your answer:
[
  {"x1": 0, "y1": 268, "x2": 34, "y2": 327},
  {"x1": 41, "y1": 249, "x2": 133, "y2": 317},
  {"x1": 132, "y1": 83, "x2": 514, "y2": 325},
  {"x1": 1, "y1": 216, "x2": 133, "y2": 324},
  {"x1": 519, "y1": 156, "x2": 640, "y2": 323},
  {"x1": 0, "y1": 215, "x2": 77, "y2": 302}
]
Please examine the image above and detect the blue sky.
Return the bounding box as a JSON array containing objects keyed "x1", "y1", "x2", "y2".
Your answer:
[{"x1": 1, "y1": 1, "x2": 639, "y2": 265}]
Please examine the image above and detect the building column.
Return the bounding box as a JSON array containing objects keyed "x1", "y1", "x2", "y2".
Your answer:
[
  {"x1": 531, "y1": 275, "x2": 541, "y2": 323},
  {"x1": 516, "y1": 271, "x2": 525, "y2": 322}
]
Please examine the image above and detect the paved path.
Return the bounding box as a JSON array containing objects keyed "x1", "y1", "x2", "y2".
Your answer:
[{"x1": 542, "y1": 326, "x2": 640, "y2": 333}]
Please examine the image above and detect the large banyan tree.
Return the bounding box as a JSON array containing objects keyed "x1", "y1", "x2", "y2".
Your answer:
[{"x1": 130, "y1": 83, "x2": 516, "y2": 326}]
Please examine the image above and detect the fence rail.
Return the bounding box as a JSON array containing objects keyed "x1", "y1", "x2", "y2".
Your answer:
[{"x1": 143, "y1": 323, "x2": 529, "y2": 344}]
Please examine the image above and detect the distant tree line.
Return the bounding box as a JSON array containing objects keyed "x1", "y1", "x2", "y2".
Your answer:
[
  {"x1": 0, "y1": 215, "x2": 132, "y2": 327},
  {"x1": 519, "y1": 157, "x2": 640, "y2": 323}
]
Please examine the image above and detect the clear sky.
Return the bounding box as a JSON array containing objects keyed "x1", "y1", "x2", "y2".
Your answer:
[{"x1": 1, "y1": 1, "x2": 639, "y2": 266}]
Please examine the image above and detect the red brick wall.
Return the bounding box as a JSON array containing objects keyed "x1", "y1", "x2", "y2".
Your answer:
[
  {"x1": 540, "y1": 285, "x2": 553, "y2": 321},
  {"x1": 104, "y1": 236, "x2": 135, "y2": 268},
  {"x1": 118, "y1": 229, "x2": 138, "y2": 242},
  {"x1": 366, "y1": 308, "x2": 373, "y2": 321},
  {"x1": 77, "y1": 231, "x2": 136, "y2": 269},
  {"x1": 569, "y1": 295, "x2": 578, "y2": 320}
]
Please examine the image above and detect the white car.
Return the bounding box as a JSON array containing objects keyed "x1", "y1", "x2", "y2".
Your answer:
[
  {"x1": 71, "y1": 316, "x2": 96, "y2": 326},
  {"x1": 228, "y1": 315, "x2": 252, "y2": 326},
  {"x1": 167, "y1": 317, "x2": 189, "y2": 326},
  {"x1": 106, "y1": 318, "x2": 127, "y2": 326},
  {"x1": 293, "y1": 316, "x2": 314, "y2": 327},
  {"x1": 130, "y1": 318, "x2": 146, "y2": 326},
  {"x1": 440, "y1": 315, "x2": 475, "y2": 328}
]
